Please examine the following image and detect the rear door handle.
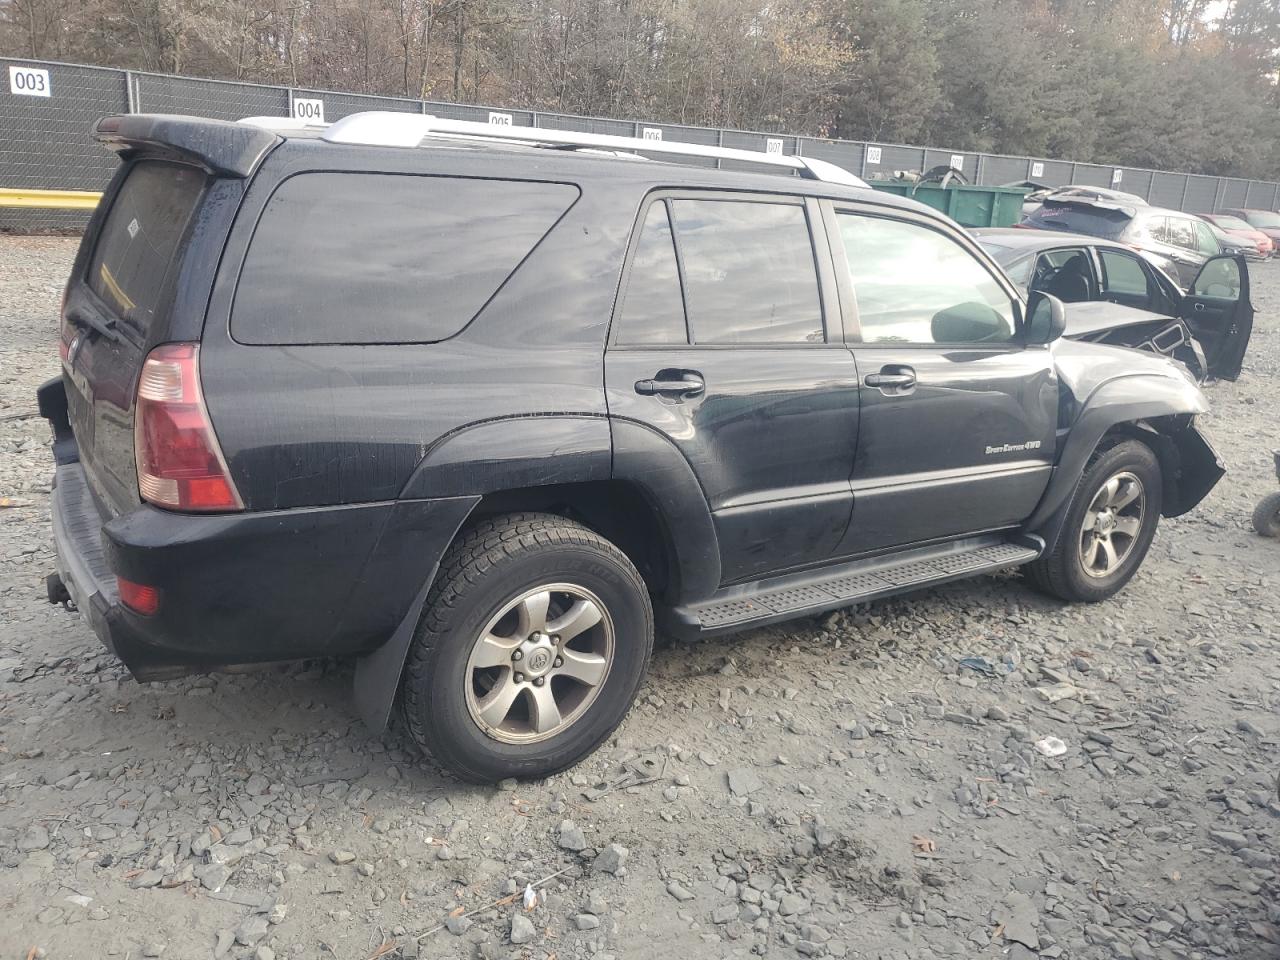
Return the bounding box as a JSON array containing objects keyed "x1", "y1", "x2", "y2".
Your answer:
[
  {"x1": 635, "y1": 372, "x2": 705, "y2": 398},
  {"x1": 864, "y1": 368, "x2": 916, "y2": 390}
]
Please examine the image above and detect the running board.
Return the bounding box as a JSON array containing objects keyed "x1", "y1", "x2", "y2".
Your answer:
[{"x1": 664, "y1": 535, "x2": 1042, "y2": 638}]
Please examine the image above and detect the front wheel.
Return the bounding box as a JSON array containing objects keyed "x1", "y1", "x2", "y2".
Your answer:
[
  {"x1": 401, "y1": 513, "x2": 653, "y2": 783},
  {"x1": 1026, "y1": 439, "x2": 1163, "y2": 602}
]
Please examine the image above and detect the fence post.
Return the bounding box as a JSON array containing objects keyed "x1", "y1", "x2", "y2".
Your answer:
[
  {"x1": 1210, "y1": 178, "x2": 1223, "y2": 214},
  {"x1": 124, "y1": 70, "x2": 137, "y2": 113},
  {"x1": 1069, "y1": 162, "x2": 1078, "y2": 186},
  {"x1": 859, "y1": 144, "x2": 868, "y2": 180},
  {"x1": 1178, "y1": 174, "x2": 1190, "y2": 212},
  {"x1": 531, "y1": 110, "x2": 538, "y2": 128},
  {"x1": 716, "y1": 129, "x2": 723, "y2": 169},
  {"x1": 1026, "y1": 157, "x2": 1034, "y2": 180},
  {"x1": 1272, "y1": 182, "x2": 1279, "y2": 211}
]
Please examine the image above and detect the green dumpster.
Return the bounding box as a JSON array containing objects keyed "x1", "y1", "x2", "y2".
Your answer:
[{"x1": 867, "y1": 180, "x2": 1029, "y2": 228}]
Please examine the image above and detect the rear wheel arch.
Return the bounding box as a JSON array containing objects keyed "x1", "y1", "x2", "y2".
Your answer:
[{"x1": 467, "y1": 478, "x2": 678, "y2": 600}]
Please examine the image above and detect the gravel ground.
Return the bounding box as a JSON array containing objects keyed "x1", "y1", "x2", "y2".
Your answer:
[{"x1": 1, "y1": 234, "x2": 1279, "y2": 960}]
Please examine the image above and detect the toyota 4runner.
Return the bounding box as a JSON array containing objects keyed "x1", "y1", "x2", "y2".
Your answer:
[{"x1": 40, "y1": 112, "x2": 1225, "y2": 782}]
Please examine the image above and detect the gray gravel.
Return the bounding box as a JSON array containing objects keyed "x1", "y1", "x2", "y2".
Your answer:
[{"x1": 1, "y1": 234, "x2": 1279, "y2": 959}]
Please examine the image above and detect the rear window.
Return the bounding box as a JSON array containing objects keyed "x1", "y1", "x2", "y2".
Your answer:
[
  {"x1": 1025, "y1": 202, "x2": 1131, "y2": 241},
  {"x1": 88, "y1": 160, "x2": 207, "y2": 331},
  {"x1": 233, "y1": 173, "x2": 579, "y2": 345},
  {"x1": 1241, "y1": 210, "x2": 1280, "y2": 229}
]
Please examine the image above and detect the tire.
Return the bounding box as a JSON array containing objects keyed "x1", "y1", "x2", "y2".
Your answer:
[
  {"x1": 1025, "y1": 439, "x2": 1163, "y2": 603},
  {"x1": 1253, "y1": 492, "x2": 1280, "y2": 538},
  {"x1": 401, "y1": 512, "x2": 653, "y2": 783}
]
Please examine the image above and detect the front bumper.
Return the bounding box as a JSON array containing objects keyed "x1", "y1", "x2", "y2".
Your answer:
[{"x1": 49, "y1": 460, "x2": 476, "y2": 680}]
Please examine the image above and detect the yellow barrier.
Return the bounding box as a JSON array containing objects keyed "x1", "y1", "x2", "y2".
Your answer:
[{"x1": 0, "y1": 188, "x2": 102, "y2": 210}]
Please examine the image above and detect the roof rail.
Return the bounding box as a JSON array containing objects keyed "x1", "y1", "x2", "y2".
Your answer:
[{"x1": 240, "y1": 110, "x2": 867, "y2": 188}]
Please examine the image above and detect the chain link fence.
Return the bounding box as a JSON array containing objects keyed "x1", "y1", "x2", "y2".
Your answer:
[{"x1": 6, "y1": 56, "x2": 1280, "y2": 232}]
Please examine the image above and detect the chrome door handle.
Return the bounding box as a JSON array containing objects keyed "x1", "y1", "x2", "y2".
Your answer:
[
  {"x1": 635, "y1": 373, "x2": 705, "y2": 397},
  {"x1": 864, "y1": 371, "x2": 916, "y2": 389}
]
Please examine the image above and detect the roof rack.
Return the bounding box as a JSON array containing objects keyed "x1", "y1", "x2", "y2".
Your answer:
[{"x1": 239, "y1": 111, "x2": 867, "y2": 188}]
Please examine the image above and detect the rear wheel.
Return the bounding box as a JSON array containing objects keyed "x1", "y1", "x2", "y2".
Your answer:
[
  {"x1": 1026, "y1": 440, "x2": 1162, "y2": 602},
  {"x1": 1253, "y1": 492, "x2": 1280, "y2": 538},
  {"x1": 401, "y1": 512, "x2": 653, "y2": 783}
]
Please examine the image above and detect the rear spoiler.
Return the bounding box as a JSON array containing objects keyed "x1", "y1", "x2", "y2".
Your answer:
[
  {"x1": 1040, "y1": 196, "x2": 1138, "y2": 219},
  {"x1": 94, "y1": 114, "x2": 280, "y2": 178}
]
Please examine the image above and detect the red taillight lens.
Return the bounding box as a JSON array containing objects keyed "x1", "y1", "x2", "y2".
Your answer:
[
  {"x1": 134, "y1": 343, "x2": 242, "y2": 512},
  {"x1": 117, "y1": 577, "x2": 160, "y2": 616}
]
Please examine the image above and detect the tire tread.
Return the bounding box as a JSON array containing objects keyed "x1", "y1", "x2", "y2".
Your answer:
[{"x1": 401, "y1": 512, "x2": 651, "y2": 780}]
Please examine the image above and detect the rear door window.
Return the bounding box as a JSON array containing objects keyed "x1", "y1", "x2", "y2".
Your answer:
[
  {"x1": 233, "y1": 173, "x2": 579, "y2": 344},
  {"x1": 669, "y1": 198, "x2": 824, "y2": 344},
  {"x1": 1098, "y1": 249, "x2": 1156, "y2": 308},
  {"x1": 1166, "y1": 217, "x2": 1196, "y2": 250},
  {"x1": 615, "y1": 202, "x2": 688, "y2": 345},
  {"x1": 88, "y1": 160, "x2": 207, "y2": 332}
]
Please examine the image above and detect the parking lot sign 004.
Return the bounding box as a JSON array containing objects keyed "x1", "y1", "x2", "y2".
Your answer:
[{"x1": 291, "y1": 98, "x2": 324, "y2": 123}]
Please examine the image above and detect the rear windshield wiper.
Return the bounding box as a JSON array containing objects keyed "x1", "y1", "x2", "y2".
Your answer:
[{"x1": 66, "y1": 310, "x2": 123, "y2": 345}]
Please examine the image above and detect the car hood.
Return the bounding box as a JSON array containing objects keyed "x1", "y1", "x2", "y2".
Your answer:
[{"x1": 1061, "y1": 300, "x2": 1172, "y2": 337}]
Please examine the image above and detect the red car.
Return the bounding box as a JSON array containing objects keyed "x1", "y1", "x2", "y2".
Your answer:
[{"x1": 1211, "y1": 211, "x2": 1278, "y2": 258}]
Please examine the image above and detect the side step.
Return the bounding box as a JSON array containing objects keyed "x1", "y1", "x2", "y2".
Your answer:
[{"x1": 665, "y1": 535, "x2": 1041, "y2": 638}]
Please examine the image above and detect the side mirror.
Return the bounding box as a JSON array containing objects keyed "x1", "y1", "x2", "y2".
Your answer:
[{"x1": 1025, "y1": 290, "x2": 1066, "y2": 344}]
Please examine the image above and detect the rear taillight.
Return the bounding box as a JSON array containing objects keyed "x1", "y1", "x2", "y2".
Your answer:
[
  {"x1": 117, "y1": 577, "x2": 160, "y2": 616},
  {"x1": 134, "y1": 343, "x2": 242, "y2": 512}
]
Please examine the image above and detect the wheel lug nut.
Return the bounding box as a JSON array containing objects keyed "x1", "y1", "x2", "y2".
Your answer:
[
  {"x1": 552, "y1": 635, "x2": 561, "y2": 644},
  {"x1": 553, "y1": 657, "x2": 563, "y2": 668},
  {"x1": 514, "y1": 672, "x2": 525, "y2": 683},
  {"x1": 533, "y1": 677, "x2": 545, "y2": 687},
  {"x1": 512, "y1": 650, "x2": 523, "y2": 661}
]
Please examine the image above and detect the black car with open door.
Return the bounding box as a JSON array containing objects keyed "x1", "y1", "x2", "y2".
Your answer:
[{"x1": 975, "y1": 228, "x2": 1254, "y2": 381}]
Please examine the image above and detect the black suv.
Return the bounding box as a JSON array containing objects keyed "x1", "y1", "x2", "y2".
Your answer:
[{"x1": 40, "y1": 113, "x2": 1224, "y2": 783}]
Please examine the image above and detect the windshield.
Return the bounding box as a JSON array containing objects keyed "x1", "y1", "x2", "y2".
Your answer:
[
  {"x1": 1211, "y1": 215, "x2": 1253, "y2": 231},
  {"x1": 1025, "y1": 202, "x2": 1131, "y2": 241},
  {"x1": 1245, "y1": 211, "x2": 1280, "y2": 228}
]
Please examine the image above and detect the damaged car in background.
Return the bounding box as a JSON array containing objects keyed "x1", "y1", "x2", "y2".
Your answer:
[{"x1": 975, "y1": 228, "x2": 1254, "y2": 381}]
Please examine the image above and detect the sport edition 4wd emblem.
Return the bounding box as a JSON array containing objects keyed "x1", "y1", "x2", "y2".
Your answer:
[{"x1": 986, "y1": 440, "x2": 1043, "y2": 455}]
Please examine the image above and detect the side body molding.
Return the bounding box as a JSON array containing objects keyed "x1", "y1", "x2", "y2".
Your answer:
[{"x1": 610, "y1": 418, "x2": 721, "y2": 603}]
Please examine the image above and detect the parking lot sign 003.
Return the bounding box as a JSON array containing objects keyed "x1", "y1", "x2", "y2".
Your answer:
[{"x1": 9, "y1": 65, "x2": 51, "y2": 97}]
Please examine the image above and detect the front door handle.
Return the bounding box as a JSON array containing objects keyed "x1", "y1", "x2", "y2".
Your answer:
[
  {"x1": 635, "y1": 371, "x2": 705, "y2": 398},
  {"x1": 864, "y1": 367, "x2": 917, "y2": 391}
]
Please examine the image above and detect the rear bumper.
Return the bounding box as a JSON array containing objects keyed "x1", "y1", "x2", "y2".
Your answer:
[{"x1": 50, "y1": 460, "x2": 477, "y2": 680}]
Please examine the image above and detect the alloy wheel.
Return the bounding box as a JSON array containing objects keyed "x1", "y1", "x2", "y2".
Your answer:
[
  {"x1": 1079, "y1": 470, "x2": 1145, "y2": 578},
  {"x1": 464, "y1": 583, "x2": 615, "y2": 743}
]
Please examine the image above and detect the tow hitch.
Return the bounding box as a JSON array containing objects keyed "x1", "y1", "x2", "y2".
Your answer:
[{"x1": 45, "y1": 572, "x2": 74, "y2": 611}]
